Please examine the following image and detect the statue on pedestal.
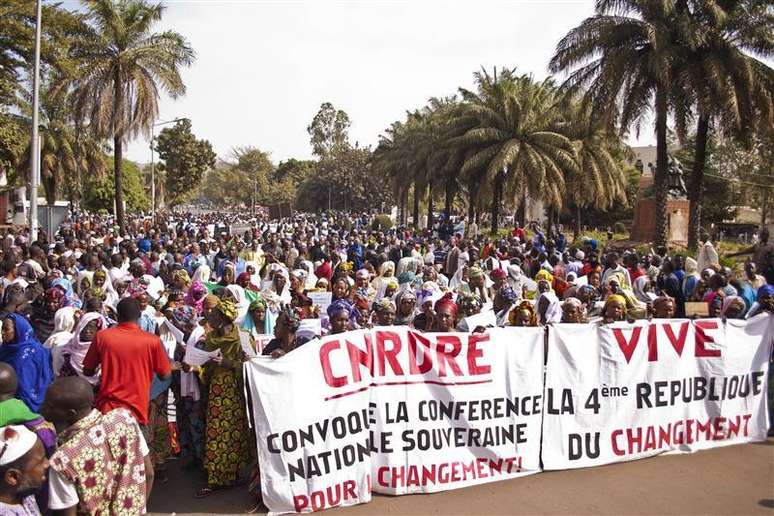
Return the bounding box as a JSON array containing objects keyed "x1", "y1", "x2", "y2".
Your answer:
[{"x1": 666, "y1": 155, "x2": 687, "y2": 198}]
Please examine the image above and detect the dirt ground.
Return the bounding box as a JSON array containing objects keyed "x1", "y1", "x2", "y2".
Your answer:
[{"x1": 148, "y1": 439, "x2": 774, "y2": 515}]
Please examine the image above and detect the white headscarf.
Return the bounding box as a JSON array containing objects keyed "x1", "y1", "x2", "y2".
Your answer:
[
  {"x1": 61, "y1": 312, "x2": 108, "y2": 384},
  {"x1": 46, "y1": 307, "x2": 78, "y2": 374},
  {"x1": 225, "y1": 284, "x2": 250, "y2": 325}
]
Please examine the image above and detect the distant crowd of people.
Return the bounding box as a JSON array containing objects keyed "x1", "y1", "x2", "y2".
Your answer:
[{"x1": 0, "y1": 208, "x2": 771, "y2": 514}]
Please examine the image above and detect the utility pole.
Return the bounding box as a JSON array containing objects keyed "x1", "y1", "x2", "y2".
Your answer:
[{"x1": 29, "y1": 0, "x2": 42, "y2": 240}]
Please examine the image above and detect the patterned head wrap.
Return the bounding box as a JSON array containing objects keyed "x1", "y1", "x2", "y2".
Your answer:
[
  {"x1": 173, "y1": 269, "x2": 192, "y2": 288},
  {"x1": 328, "y1": 298, "x2": 354, "y2": 319},
  {"x1": 216, "y1": 297, "x2": 237, "y2": 322},
  {"x1": 249, "y1": 296, "x2": 267, "y2": 312},
  {"x1": 434, "y1": 292, "x2": 458, "y2": 318},
  {"x1": 278, "y1": 305, "x2": 302, "y2": 332},
  {"x1": 498, "y1": 285, "x2": 518, "y2": 304},
  {"x1": 355, "y1": 268, "x2": 370, "y2": 280},
  {"x1": 93, "y1": 269, "x2": 107, "y2": 283},
  {"x1": 397, "y1": 271, "x2": 416, "y2": 285},
  {"x1": 374, "y1": 298, "x2": 396, "y2": 314},
  {"x1": 509, "y1": 301, "x2": 538, "y2": 326},
  {"x1": 45, "y1": 287, "x2": 66, "y2": 309},
  {"x1": 128, "y1": 284, "x2": 147, "y2": 299},
  {"x1": 203, "y1": 294, "x2": 220, "y2": 311},
  {"x1": 457, "y1": 293, "x2": 483, "y2": 317},
  {"x1": 468, "y1": 267, "x2": 484, "y2": 280},
  {"x1": 579, "y1": 284, "x2": 596, "y2": 298}
]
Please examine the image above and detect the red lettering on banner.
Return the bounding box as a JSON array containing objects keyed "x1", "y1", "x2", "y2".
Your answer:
[
  {"x1": 695, "y1": 320, "x2": 721, "y2": 358},
  {"x1": 611, "y1": 430, "x2": 624, "y2": 455},
  {"x1": 320, "y1": 340, "x2": 348, "y2": 388},
  {"x1": 663, "y1": 321, "x2": 689, "y2": 358},
  {"x1": 293, "y1": 479, "x2": 362, "y2": 512},
  {"x1": 613, "y1": 326, "x2": 642, "y2": 363},
  {"x1": 435, "y1": 336, "x2": 463, "y2": 377},
  {"x1": 376, "y1": 331, "x2": 403, "y2": 376},
  {"x1": 347, "y1": 336, "x2": 373, "y2": 383},
  {"x1": 408, "y1": 331, "x2": 432, "y2": 374},
  {"x1": 467, "y1": 333, "x2": 491, "y2": 375}
]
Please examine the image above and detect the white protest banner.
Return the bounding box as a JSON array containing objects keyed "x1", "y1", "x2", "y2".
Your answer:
[
  {"x1": 542, "y1": 316, "x2": 773, "y2": 470},
  {"x1": 246, "y1": 330, "x2": 373, "y2": 515},
  {"x1": 368, "y1": 327, "x2": 544, "y2": 495},
  {"x1": 245, "y1": 326, "x2": 545, "y2": 514}
]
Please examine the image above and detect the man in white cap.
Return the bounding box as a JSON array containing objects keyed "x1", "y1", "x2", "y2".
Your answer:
[{"x1": 0, "y1": 425, "x2": 49, "y2": 515}]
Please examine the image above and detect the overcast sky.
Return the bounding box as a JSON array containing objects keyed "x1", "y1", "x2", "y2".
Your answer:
[{"x1": 80, "y1": 0, "x2": 656, "y2": 164}]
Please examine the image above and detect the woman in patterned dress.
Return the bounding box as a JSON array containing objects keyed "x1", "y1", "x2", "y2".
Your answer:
[{"x1": 195, "y1": 298, "x2": 251, "y2": 498}]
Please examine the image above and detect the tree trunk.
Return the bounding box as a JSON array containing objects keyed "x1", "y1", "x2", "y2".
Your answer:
[
  {"x1": 402, "y1": 188, "x2": 409, "y2": 226},
  {"x1": 114, "y1": 136, "x2": 125, "y2": 227},
  {"x1": 113, "y1": 66, "x2": 126, "y2": 231},
  {"x1": 412, "y1": 183, "x2": 420, "y2": 229},
  {"x1": 466, "y1": 176, "x2": 477, "y2": 226},
  {"x1": 547, "y1": 206, "x2": 554, "y2": 234},
  {"x1": 444, "y1": 176, "x2": 455, "y2": 219},
  {"x1": 761, "y1": 191, "x2": 769, "y2": 227},
  {"x1": 574, "y1": 203, "x2": 581, "y2": 239},
  {"x1": 687, "y1": 114, "x2": 710, "y2": 251},
  {"x1": 654, "y1": 86, "x2": 669, "y2": 249},
  {"x1": 490, "y1": 170, "x2": 504, "y2": 235},
  {"x1": 427, "y1": 182, "x2": 434, "y2": 231},
  {"x1": 517, "y1": 189, "x2": 527, "y2": 226}
]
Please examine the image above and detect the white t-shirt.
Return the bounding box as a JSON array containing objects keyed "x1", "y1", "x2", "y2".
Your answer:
[{"x1": 48, "y1": 422, "x2": 149, "y2": 511}]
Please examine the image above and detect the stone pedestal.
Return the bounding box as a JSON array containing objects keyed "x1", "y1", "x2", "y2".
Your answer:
[{"x1": 630, "y1": 198, "x2": 690, "y2": 244}]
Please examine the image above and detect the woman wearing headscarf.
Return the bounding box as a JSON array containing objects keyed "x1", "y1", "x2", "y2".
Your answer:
[
  {"x1": 508, "y1": 301, "x2": 538, "y2": 327},
  {"x1": 59, "y1": 312, "x2": 107, "y2": 384},
  {"x1": 241, "y1": 296, "x2": 270, "y2": 338},
  {"x1": 536, "y1": 280, "x2": 562, "y2": 325},
  {"x1": 506, "y1": 264, "x2": 527, "y2": 297},
  {"x1": 601, "y1": 294, "x2": 628, "y2": 324},
  {"x1": 394, "y1": 290, "x2": 417, "y2": 327},
  {"x1": 185, "y1": 280, "x2": 208, "y2": 315},
  {"x1": 561, "y1": 297, "x2": 587, "y2": 323},
  {"x1": 261, "y1": 305, "x2": 302, "y2": 358},
  {"x1": 682, "y1": 257, "x2": 700, "y2": 300},
  {"x1": 0, "y1": 314, "x2": 53, "y2": 411},
  {"x1": 431, "y1": 293, "x2": 458, "y2": 332},
  {"x1": 327, "y1": 299, "x2": 355, "y2": 335},
  {"x1": 493, "y1": 286, "x2": 519, "y2": 327},
  {"x1": 262, "y1": 269, "x2": 291, "y2": 313},
  {"x1": 197, "y1": 298, "x2": 252, "y2": 498},
  {"x1": 721, "y1": 295, "x2": 747, "y2": 319},
  {"x1": 45, "y1": 306, "x2": 78, "y2": 374},
  {"x1": 633, "y1": 275, "x2": 656, "y2": 304},
  {"x1": 51, "y1": 277, "x2": 80, "y2": 308},
  {"x1": 172, "y1": 269, "x2": 192, "y2": 294},
  {"x1": 31, "y1": 286, "x2": 66, "y2": 343},
  {"x1": 606, "y1": 271, "x2": 647, "y2": 319},
  {"x1": 372, "y1": 261, "x2": 396, "y2": 301},
  {"x1": 373, "y1": 298, "x2": 397, "y2": 326},
  {"x1": 224, "y1": 284, "x2": 250, "y2": 325}
]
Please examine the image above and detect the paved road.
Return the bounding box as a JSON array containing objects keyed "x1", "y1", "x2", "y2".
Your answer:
[{"x1": 148, "y1": 440, "x2": 774, "y2": 515}]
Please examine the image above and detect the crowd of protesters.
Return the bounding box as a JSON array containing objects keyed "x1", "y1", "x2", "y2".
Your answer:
[{"x1": 0, "y1": 208, "x2": 771, "y2": 514}]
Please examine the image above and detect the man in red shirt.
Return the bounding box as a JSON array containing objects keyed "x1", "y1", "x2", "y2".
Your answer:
[{"x1": 83, "y1": 298, "x2": 171, "y2": 426}]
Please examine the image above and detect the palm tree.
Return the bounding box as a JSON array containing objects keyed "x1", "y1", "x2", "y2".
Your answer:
[
  {"x1": 450, "y1": 69, "x2": 576, "y2": 234},
  {"x1": 561, "y1": 100, "x2": 629, "y2": 237},
  {"x1": 18, "y1": 79, "x2": 107, "y2": 206},
  {"x1": 670, "y1": 0, "x2": 773, "y2": 250},
  {"x1": 64, "y1": 0, "x2": 194, "y2": 229},
  {"x1": 550, "y1": 1, "x2": 685, "y2": 248}
]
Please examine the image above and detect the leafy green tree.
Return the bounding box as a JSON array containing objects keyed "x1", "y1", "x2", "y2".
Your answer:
[
  {"x1": 550, "y1": 1, "x2": 685, "y2": 248},
  {"x1": 307, "y1": 102, "x2": 351, "y2": 159},
  {"x1": 668, "y1": 1, "x2": 773, "y2": 249},
  {"x1": 84, "y1": 158, "x2": 149, "y2": 213},
  {"x1": 155, "y1": 119, "x2": 216, "y2": 207},
  {"x1": 275, "y1": 158, "x2": 314, "y2": 184},
  {"x1": 64, "y1": 0, "x2": 194, "y2": 228},
  {"x1": 450, "y1": 69, "x2": 576, "y2": 234}
]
